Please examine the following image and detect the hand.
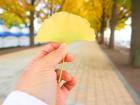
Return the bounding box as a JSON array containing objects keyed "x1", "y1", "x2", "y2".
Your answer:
[{"x1": 16, "y1": 43, "x2": 76, "y2": 105}]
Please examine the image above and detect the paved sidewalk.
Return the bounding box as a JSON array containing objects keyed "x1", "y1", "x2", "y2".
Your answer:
[{"x1": 0, "y1": 42, "x2": 138, "y2": 105}]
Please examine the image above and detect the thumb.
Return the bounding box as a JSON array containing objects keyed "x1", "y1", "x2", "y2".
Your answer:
[{"x1": 42, "y1": 44, "x2": 67, "y2": 67}]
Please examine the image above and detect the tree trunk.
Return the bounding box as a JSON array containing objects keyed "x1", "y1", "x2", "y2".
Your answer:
[
  {"x1": 95, "y1": 31, "x2": 99, "y2": 40},
  {"x1": 58, "y1": 0, "x2": 65, "y2": 11},
  {"x1": 109, "y1": 26, "x2": 115, "y2": 48},
  {"x1": 100, "y1": 21, "x2": 105, "y2": 44},
  {"x1": 108, "y1": 3, "x2": 117, "y2": 49},
  {"x1": 130, "y1": 0, "x2": 140, "y2": 67},
  {"x1": 29, "y1": 13, "x2": 34, "y2": 47},
  {"x1": 29, "y1": 0, "x2": 35, "y2": 47},
  {"x1": 99, "y1": 7, "x2": 105, "y2": 44},
  {"x1": 49, "y1": 0, "x2": 54, "y2": 16}
]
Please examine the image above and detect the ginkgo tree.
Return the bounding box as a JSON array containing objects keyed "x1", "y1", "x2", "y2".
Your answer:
[
  {"x1": 0, "y1": 0, "x2": 30, "y2": 26},
  {"x1": 0, "y1": 0, "x2": 131, "y2": 47},
  {"x1": 97, "y1": 0, "x2": 112, "y2": 43},
  {"x1": 62, "y1": 0, "x2": 131, "y2": 46},
  {"x1": 108, "y1": 0, "x2": 131, "y2": 48},
  {"x1": 0, "y1": 0, "x2": 65, "y2": 46},
  {"x1": 97, "y1": 0, "x2": 131, "y2": 46},
  {"x1": 0, "y1": 10, "x2": 24, "y2": 27},
  {"x1": 62, "y1": 0, "x2": 103, "y2": 35}
]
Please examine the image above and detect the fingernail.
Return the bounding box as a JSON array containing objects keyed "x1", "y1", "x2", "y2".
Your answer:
[{"x1": 59, "y1": 43, "x2": 67, "y2": 48}]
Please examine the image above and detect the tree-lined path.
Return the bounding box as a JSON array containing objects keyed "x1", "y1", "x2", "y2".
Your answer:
[{"x1": 0, "y1": 42, "x2": 139, "y2": 105}]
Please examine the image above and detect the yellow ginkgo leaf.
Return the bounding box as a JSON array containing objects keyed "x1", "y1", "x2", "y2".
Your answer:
[{"x1": 35, "y1": 11, "x2": 95, "y2": 44}]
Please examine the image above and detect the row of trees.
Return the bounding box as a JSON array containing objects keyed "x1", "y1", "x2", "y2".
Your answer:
[
  {"x1": 0, "y1": 0, "x2": 140, "y2": 68},
  {"x1": 0, "y1": 0, "x2": 131, "y2": 47},
  {"x1": 0, "y1": 0, "x2": 65, "y2": 46},
  {"x1": 61, "y1": 0, "x2": 131, "y2": 48}
]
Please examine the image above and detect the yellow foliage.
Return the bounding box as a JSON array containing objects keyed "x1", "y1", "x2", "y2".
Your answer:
[
  {"x1": 61, "y1": 0, "x2": 103, "y2": 32},
  {"x1": 35, "y1": 12, "x2": 95, "y2": 44}
]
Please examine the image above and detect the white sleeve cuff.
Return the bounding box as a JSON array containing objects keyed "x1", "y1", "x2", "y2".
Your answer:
[{"x1": 3, "y1": 91, "x2": 48, "y2": 105}]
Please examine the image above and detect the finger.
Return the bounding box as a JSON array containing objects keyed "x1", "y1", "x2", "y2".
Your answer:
[
  {"x1": 59, "y1": 54, "x2": 74, "y2": 63},
  {"x1": 55, "y1": 69, "x2": 71, "y2": 82},
  {"x1": 61, "y1": 77, "x2": 76, "y2": 91},
  {"x1": 64, "y1": 54, "x2": 74, "y2": 62},
  {"x1": 32, "y1": 43, "x2": 60, "y2": 62},
  {"x1": 43, "y1": 44, "x2": 67, "y2": 67}
]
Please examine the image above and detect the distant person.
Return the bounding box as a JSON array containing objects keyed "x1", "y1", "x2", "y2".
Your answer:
[{"x1": 3, "y1": 43, "x2": 76, "y2": 105}]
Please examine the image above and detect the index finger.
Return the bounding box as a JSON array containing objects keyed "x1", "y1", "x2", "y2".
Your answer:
[{"x1": 32, "y1": 42, "x2": 60, "y2": 62}]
